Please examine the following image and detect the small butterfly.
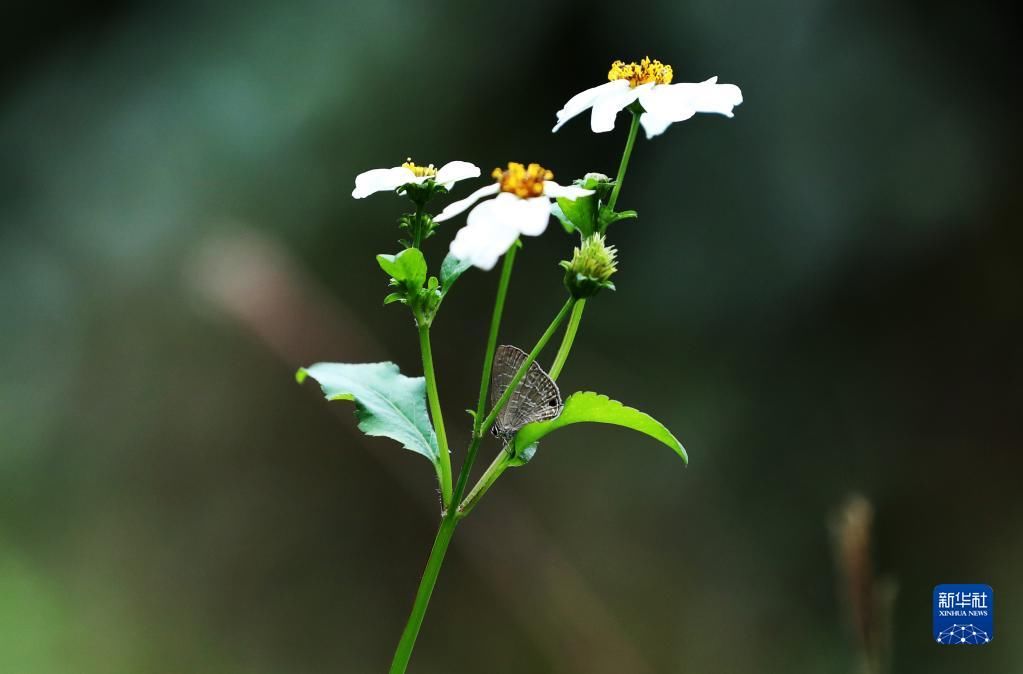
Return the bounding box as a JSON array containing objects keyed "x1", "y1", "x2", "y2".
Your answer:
[{"x1": 490, "y1": 345, "x2": 563, "y2": 441}]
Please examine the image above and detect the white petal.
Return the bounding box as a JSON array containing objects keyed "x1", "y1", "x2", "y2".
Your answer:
[
  {"x1": 590, "y1": 82, "x2": 646, "y2": 133},
  {"x1": 467, "y1": 193, "x2": 552, "y2": 238},
  {"x1": 637, "y1": 84, "x2": 697, "y2": 134},
  {"x1": 352, "y1": 167, "x2": 416, "y2": 199},
  {"x1": 434, "y1": 183, "x2": 500, "y2": 222},
  {"x1": 638, "y1": 112, "x2": 679, "y2": 139},
  {"x1": 435, "y1": 160, "x2": 481, "y2": 188},
  {"x1": 641, "y1": 78, "x2": 743, "y2": 121},
  {"x1": 552, "y1": 81, "x2": 626, "y2": 133},
  {"x1": 449, "y1": 217, "x2": 520, "y2": 271},
  {"x1": 543, "y1": 181, "x2": 595, "y2": 200}
]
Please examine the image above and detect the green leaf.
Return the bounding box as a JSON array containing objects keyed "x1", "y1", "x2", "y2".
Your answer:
[
  {"x1": 598, "y1": 207, "x2": 638, "y2": 232},
  {"x1": 550, "y1": 201, "x2": 575, "y2": 234},
  {"x1": 376, "y1": 248, "x2": 427, "y2": 289},
  {"x1": 439, "y1": 252, "x2": 472, "y2": 297},
  {"x1": 556, "y1": 195, "x2": 598, "y2": 237},
  {"x1": 296, "y1": 362, "x2": 440, "y2": 466},
  {"x1": 511, "y1": 391, "x2": 687, "y2": 463}
]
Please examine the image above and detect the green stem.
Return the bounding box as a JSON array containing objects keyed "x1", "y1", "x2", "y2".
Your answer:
[
  {"x1": 411, "y1": 204, "x2": 423, "y2": 249},
  {"x1": 547, "y1": 111, "x2": 640, "y2": 382},
  {"x1": 388, "y1": 514, "x2": 458, "y2": 674},
  {"x1": 418, "y1": 323, "x2": 452, "y2": 508},
  {"x1": 388, "y1": 245, "x2": 520, "y2": 674},
  {"x1": 455, "y1": 297, "x2": 576, "y2": 515},
  {"x1": 449, "y1": 243, "x2": 518, "y2": 515},
  {"x1": 479, "y1": 297, "x2": 576, "y2": 435},
  {"x1": 473, "y1": 243, "x2": 518, "y2": 433},
  {"x1": 607, "y1": 108, "x2": 641, "y2": 213},
  {"x1": 548, "y1": 299, "x2": 585, "y2": 381},
  {"x1": 457, "y1": 449, "x2": 511, "y2": 518}
]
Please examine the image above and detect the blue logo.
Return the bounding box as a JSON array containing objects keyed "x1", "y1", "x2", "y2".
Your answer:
[{"x1": 933, "y1": 584, "x2": 993, "y2": 645}]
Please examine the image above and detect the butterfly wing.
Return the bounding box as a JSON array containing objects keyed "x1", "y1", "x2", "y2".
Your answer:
[
  {"x1": 490, "y1": 345, "x2": 563, "y2": 437},
  {"x1": 506, "y1": 358, "x2": 562, "y2": 431},
  {"x1": 491, "y1": 345, "x2": 528, "y2": 436}
]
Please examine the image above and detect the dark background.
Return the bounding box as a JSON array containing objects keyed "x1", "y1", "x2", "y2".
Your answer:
[{"x1": 1, "y1": 1, "x2": 1019, "y2": 672}]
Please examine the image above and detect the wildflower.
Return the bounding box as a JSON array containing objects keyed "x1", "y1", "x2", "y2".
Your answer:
[
  {"x1": 560, "y1": 234, "x2": 618, "y2": 298},
  {"x1": 352, "y1": 159, "x2": 480, "y2": 199},
  {"x1": 435, "y1": 163, "x2": 593, "y2": 270},
  {"x1": 552, "y1": 57, "x2": 742, "y2": 139}
]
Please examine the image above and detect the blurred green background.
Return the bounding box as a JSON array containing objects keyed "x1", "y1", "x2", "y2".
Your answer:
[{"x1": 1, "y1": 1, "x2": 1019, "y2": 672}]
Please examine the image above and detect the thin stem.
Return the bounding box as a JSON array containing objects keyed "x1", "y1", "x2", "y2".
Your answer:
[
  {"x1": 450, "y1": 435, "x2": 482, "y2": 513},
  {"x1": 388, "y1": 246, "x2": 520, "y2": 673},
  {"x1": 418, "y1": 322, "x2": 452, "y2": 508},
  {"x1": 547, "y1": 112, "x2": 639, "y2": 385},
  {"x1": 457, "y1": 450, "x2": 511, "y2": 518},
  {"x1": 449, "y1": 243, "x2": 518, "y2": 515},
  {"x1": 548, "y1": 299, "x2": 586, "y2": 381},
  {"x1": 388, "y1": 515, "x2": 458, "y2": 674},
  {"x1": 607, "y1": 108, "x2": 641, "y2": 212},
  {"x1": 455, "y1": 297, "x2": 576, "y2": 515},
  {"x1": 479, "y1": 297, "x2": 576, "y2": 435},
  {"x1": 411, "y1": 205, "x2": 423, "y2": 249},
  {"x1": 474, "y1": 243, "x2": 518, "y2": 433}
]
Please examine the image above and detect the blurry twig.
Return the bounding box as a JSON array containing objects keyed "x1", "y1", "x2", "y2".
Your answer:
[
  {"x1": 186, "y1": 230, "x2": 381, "y2": 362},
  {"x1": 186, "y1": 229, "x2": 655, "y2": 674},
  {"x1": 831, "y1": 494, "x2": 897, "y2": 674}
]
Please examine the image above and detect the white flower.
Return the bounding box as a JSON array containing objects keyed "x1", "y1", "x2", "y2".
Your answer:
[
  {"x1": 552, "y1": 57, "x2": 742, "y2": 139},
  {"x1": 352, "y1": 159, "x2": 480, "y2": 199},
  {"x1": 434, "y1": 163, "x2": 593, "y2": 271}
]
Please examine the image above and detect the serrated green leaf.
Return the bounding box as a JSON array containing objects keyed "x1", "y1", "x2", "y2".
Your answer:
[
  {"x1": 556, "y1": 194, "x2": 598, "y2": 237},
  {"x1": 297, "y1": 362, "x2": 440, "y2": 466},
  {"x1": 439, "y1": 252, "x2": 472, "y2": 298},
  {"x1": 377, "y1": 248, "x2": 427, "y2": 288},
  {"x1": 511, "y1": 391, "x2": 687, "y2": 463}
]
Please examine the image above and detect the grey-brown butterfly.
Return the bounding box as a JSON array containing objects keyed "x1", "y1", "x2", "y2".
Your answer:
[{"x1": 490, "y1": 345, "x2": 563, "y2": 441}]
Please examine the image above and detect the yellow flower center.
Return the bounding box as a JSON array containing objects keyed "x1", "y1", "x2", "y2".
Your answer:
[
  {"x1": 402, "y1": 158, "x2": 438, "y2": 178},
  {"x1": 608, "y1": 57, "x2": 673, "y2": 88},
  {"x1": 491, "y1": 162, "x2": 553, "y2": 198}
]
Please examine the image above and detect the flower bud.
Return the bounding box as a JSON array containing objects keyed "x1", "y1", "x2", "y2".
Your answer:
[
  {"x1": 560, "y1": 234, "x2": 618, "y2": 299},
  {"x1": 580, "y1": 172, "x2": 611, "y2": 187}
]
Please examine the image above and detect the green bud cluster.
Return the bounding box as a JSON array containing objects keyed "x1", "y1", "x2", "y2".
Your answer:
[
  {"x1": 560, "y1": 234, "x2": 618, "y2": 299},
  {"x1": 397, "y1": 180, "x2": 448, "y2": 249}
]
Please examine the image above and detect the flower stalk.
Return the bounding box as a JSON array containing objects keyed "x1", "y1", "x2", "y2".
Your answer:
[
  {"x1": 417, "y1": 319, "x2": 452, "y2": 507},
  {"x1": 458, "y1": 449, "x2": 511, "y2": 517},
  {"x1": 548, "y1": 109, "x2": 639, "y2": 381},
  {"x1": 474, "y1": 243, "x2": 518, "y2": 433},
  {"x1": 608, "y1": 107, "x2": 641, "y2": 212},
  {"x1": 549, "y1": 299, "x2": 585, "y2": 381},
  {"x1": 479, "y1": 297, "x2": 576, "y2": 435},
  {"x1": 388, "y1": 514, "x2": 458, "y2": 674},
  {"x1": 390, "y1": 286, "x2": 575, "y2": 674},
  {"x1": 449, "y1": 241, "x2": 519, "y2": 514}
]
